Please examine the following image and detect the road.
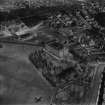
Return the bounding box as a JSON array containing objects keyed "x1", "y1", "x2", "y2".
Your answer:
[{"x1": 0, "y1": 40, "x2": 43, "y2": 47}]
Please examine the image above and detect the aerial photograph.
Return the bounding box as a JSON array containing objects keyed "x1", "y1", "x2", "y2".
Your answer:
[{"x1": 0, "y1": 0, "x2": 105, "y2": 105}]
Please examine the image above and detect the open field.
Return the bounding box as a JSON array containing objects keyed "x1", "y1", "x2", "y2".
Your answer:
[{"x1": 0, "y1": 43, "x2": 54, "y2": 105}]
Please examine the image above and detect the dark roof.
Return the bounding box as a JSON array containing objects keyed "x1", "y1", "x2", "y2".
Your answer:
[{"x1": 48, "y1": 41, "x2": 63, "y2": 50}]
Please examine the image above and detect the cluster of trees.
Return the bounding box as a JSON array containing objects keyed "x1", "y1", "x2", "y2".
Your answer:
[{"x1": 6, "y1": 0, "x2": 78, "y2": 9}]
